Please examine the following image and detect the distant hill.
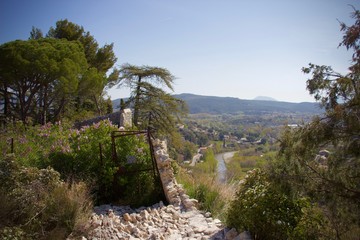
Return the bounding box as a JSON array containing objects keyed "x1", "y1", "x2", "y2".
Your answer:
[
  {"x1": 112, "y1": 93, "x2": 322, "y2": 115},
  {"x1": 253, "y1": 96, "x2": 277, "y2": 101},
  {"x1": 174, "y1": 93, "x2": 321, "y2": 114}
]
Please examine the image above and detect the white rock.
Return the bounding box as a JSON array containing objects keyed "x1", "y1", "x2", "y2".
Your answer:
[{"x1": 123, "y1": 213, "x2": 131, "y2": 222}]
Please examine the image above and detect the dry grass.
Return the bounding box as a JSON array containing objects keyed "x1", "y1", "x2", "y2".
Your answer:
[
  {"x1": 176, "y1": 167, "x2": 237, "y2": 220},
  {"x1": 44, "y1": 181, "x2": 93, "y2": 239},
  {"x1": 0, "y1": 156, "x2": 93, "y2": 240}
]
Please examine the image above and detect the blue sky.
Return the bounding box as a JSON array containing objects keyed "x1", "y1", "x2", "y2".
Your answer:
[{"x1": 1, "y1": 0, "x2": 359, "y2": 102}]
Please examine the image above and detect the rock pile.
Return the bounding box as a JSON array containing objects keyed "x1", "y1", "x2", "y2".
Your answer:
[
  {"x1": 75, "y1": 203, "x2": 251, "y2": 240},
  {"x1": 79, "y1": 202, "x2": 225, "y2": 239}
]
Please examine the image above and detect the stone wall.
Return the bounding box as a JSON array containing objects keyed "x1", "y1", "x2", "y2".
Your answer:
[
  {"x1": 153, "y1": 139, "x2": 199, "y2": 211},
  {"x1": 74, "y1": 108, "x2": 132, "y2": 129}
]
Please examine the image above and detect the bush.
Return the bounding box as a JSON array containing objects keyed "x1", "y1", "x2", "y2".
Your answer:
[
  {"x1": 1, "y1": 120, "x2": 163, "y2": 206},
  {"x1": 0, "y1": 155, "x2": 92, "y2": 240},
  {"x1": 0, "y1": 121, "x2": 73, "y2": 167},
  {"x1": 226, "y1": 168, "x2": 321, "y2": 240}
]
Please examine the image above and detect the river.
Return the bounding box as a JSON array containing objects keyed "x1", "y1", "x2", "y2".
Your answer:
[{"x1": 215, "y1": 151, "x2": 237, "y2": 183}]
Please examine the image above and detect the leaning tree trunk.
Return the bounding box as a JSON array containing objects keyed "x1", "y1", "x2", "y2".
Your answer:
[{"x1": 93, "y1": 94, "x2": 102, "y2": 116}]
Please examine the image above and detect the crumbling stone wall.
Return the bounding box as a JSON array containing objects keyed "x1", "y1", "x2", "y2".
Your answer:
[
  {"x1": 153, "y1": 139, "x2": 198, "y2": 211},
  {"x1": 74, "y1": 108, "x2": 133, "y2": 129},
  {"x1": 74, "y1": 111, "x2": 121, "y2": 129}
]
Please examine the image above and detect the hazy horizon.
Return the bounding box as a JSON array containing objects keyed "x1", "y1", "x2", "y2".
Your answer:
[{"x1": 112, "y1": 92, "x2": 317, "y2": 104}]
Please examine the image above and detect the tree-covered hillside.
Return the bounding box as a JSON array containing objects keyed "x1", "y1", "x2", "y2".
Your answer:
[
  {"x1": 113, "y1": 93, "x2": 321, "y2": 115},
  {"x1": 175, "y1": 93, "x2": 321, "y2": 114}
]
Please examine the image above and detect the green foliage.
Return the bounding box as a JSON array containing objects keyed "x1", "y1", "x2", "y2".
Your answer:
[
  {"x1": 0, "y1": 120, "x2": 163, "y2": 206},
  {"x1": 47, "y1": 19, "x2": 117, "y2": 74},
  {"x1": 196, "y1": 148, "x2": 218, "y2": 175},
  {"x1": 116, "y1": 64, "x2": 188, "y2": 137},
  {"x1": 172, "y1": 139, "x2": 197, "y2": 161},
  {"x1": 226, "y1": 149, "x2": 270, "y2": 181},
  {"x1": 0, "y1": 121, "x2": 72, "y2": 167},
  {"x1": 0, "y1": 19, "x2": 119, "y2": 126},
  {"x1": 226, "y1": 169, "x2": 320, "y2": 240},
  {"x1": 267, "y1": 8, "x2": 360, "y2": 238},
  {"x1": 0, "y1": 154, "x2": 92, "y2": 240},
  {"x1": 48, "y1": 19, "x2": 118, "y2": 117},
  {"x1": 192, "y1": 183, "x2": 222, "y2": 214},
  {"x1": 111, "y1": 131, "x2": 163, "y2": 206},
  {"x1": 0, "y1": 38, "x2": 89, "y2": 124}
]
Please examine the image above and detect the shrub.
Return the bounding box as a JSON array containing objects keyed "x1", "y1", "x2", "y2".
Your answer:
[
  {"x1": 0, "y1": 155, "x2": 92, "y2": 240},
  {"x1": 226, "y1": 168, "x2": 321, "y2": 240},
  {"x1": 0, "y1": 121, "x2": 72, "y2": 167},
  {"x1": 1, "y1": 119, "x2": 163, "y2": 206}
]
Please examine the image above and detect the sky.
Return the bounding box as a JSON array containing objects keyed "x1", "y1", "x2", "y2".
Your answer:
[{"x1": 1, "y1": 0, "x2": 359, "y2": 103}]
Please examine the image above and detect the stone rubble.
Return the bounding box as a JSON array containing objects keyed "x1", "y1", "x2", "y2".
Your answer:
[{"x1": 73, "y1": 203, "x2": 251, "y2": 240}]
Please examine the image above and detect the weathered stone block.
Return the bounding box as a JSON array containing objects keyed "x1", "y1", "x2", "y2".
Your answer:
[{"x1": 120, "y1": 108, "x2": 132, "y2": 128}]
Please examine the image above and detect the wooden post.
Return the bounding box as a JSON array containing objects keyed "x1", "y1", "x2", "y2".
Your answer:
[
  {"x1": 99, "y1": 143, "x2": 103, "y2": 167},
  {"x1": 111, "y1": 132, "x2": 117, "y2": 164}
]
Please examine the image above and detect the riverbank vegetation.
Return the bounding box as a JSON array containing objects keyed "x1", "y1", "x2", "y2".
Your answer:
[{"x1": 226, "y1": 148, "x2": 272, "y2": 181}]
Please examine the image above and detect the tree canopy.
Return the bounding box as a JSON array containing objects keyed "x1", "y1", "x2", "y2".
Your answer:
[
  {"x1": 116, "y1": 64, "x2": 187, "y2": 135},
  {"x1": 0, "y1": 38, "x2": 88, "y2": 124},
  {"x1": 46, "y1": 19, "x2": 119, "y2": 115},
  {"x1": 0, "y1": 20, "x2": 119, "y2": 125},
  {"x1": 47, "y1": 19, "x2": 117, "y2": 74}
]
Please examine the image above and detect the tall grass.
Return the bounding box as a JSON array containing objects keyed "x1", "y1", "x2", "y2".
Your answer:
[
  {"x1": 46, "y1": 182, "x2": 93, "y2": 239},
  {"x1": 176, "y1": 148, "x2": 236, "y2": 220},
  {"x1": 177, "y1": 167, "x2": 236, "y2": 220}
]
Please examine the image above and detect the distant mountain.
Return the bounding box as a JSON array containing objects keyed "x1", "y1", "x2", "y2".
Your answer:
[
  {"x1": 253, "y1": 96, "x2": 277, "y2": 101},
  {"x1": 173, "y1": 93, "x2": 321, "y2": 114},
  {"x1": 112, "y1": 93, "x2": 322, "y2": 115}
]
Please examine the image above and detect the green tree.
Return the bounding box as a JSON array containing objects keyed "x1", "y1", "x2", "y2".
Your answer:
[
  {"x1": 47, "y1": 19, "x2": 119, "y2": 115},
  {"x1": 116, "y1": 64, "x2": 187, "y2": 134},
  {"x1": 29, "y1": 26, "x2": 43, "y2": 40},
  {"x1": 0, "y1": 38, "x2": 88, "y2": 124},
  {"x1": 270, "y1": 8, "x2": 360, "y2": 238}
]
